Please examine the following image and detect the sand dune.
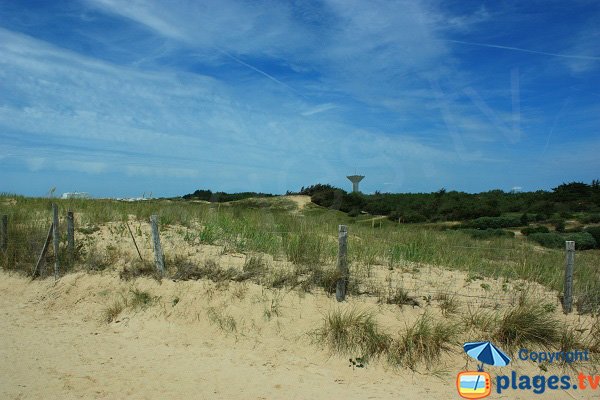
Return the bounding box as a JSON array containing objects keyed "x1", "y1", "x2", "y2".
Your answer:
[{"x1": 0, "y1": 270, "x2": 596, "y2": 399}]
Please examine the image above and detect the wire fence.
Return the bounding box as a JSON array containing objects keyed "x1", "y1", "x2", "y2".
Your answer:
[{"x1": 0, "y1": 206, "x2": 586, "y2": 313}]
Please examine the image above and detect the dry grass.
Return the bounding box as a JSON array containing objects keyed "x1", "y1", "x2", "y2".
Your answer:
[
  {"x1": 492, "y1": 302, "x2": 561, "y2": 350},
  {"x1": 314, "y1": 308, "x2": 391, "y2": 361},
  {"x1": 102, "y1": 299, "x2": 125, "y2": 323},
  {"x1": 387, "y1": 313, "x2": 459, "y2": 370}
]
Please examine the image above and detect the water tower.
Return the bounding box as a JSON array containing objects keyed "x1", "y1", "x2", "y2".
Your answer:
[{"x1": 347, "y1": 175, "x2": 365, "y2": 193}]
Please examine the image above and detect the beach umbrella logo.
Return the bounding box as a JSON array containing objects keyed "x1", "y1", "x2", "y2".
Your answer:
[
  {"x1": 463, "y1": 341, "x2": 511, "y2": 370},
  {"x1": 456, "y1": 342, "x2": 510, "y2": 399}
]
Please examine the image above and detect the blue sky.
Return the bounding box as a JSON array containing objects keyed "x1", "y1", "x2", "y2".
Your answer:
[{"x1": 1, "y1": 0, "x2": 599, "y2": 197}]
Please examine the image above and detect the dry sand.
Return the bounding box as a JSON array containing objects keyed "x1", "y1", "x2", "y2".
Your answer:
[
  {"x1": 1, "y1": 270, "x2": 597, "y2": 400},
  {"x1": 0, "y1": 271, "x2": 451, "y2": 400}
]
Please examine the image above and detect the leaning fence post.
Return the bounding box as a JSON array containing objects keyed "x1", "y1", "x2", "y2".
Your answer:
[
  {"x1": 52, "y1": 204, "x2": 60, "y2": 280},
  {"x1": 67, "y1": 211, "x2": 74, "y2": 264},
  {"x1": 125, "y1": 220, "x2": 144, "y2": 262},
  {"x1": 562, "y1": 241, "x2": 575, "y2": 314},
  {"x1": 150, "y1": 215, "x2": 165, "y2": 275},
  {"x1": 335, "y1": 224, "x2": 349, "y2": 302},
  {"x1": 33, "y1": 223, "x2": 54, "y2": 278},
  {"x1": 1, "y1": 215, "x2": 7, "y2": 252}
]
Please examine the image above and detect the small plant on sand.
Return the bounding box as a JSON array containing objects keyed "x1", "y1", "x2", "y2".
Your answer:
[
  {"x1": 171, "y1": 259, "x2": 239, "y2": 282},
  {"x1": 82, "y1": 246, "x2": 112, "y2": 271},
  {"x1": 314, "y1": 307, "x2": 391, "y2": 361},
  {"x1": 129, "y1": 288, "x2": 154, "y2": 310},
  {"x1": 206, "y1": 306, "x2": 238, "y2": 334},
  {"x1": 559, "y1": 327, "x2": 587, "y2": 364},
  {"x1": 387, "y1": 312, "x2": 459, "y2": 370},
  {"x1": 263, "y1": 291, "x2": 283, "y2": 320},
  {"x1": 79, "y1": 225, "x2": 100, "y2": 235},
  {"x1": 120, "y1": 258, "x2": 159, "y2": 281},
  {"x1": 436, "y1": 293, "x2": 459, "y2": 317},
  {"x1": 576, "y1": 285, "x2": 600, "y2": 315},
  {"x1": 379, "y1": 285, "x2": 420, "y2": 308},
  {"x1": 102, "y1": 299, "x2": 125, "y2": 323},
  {"x1": 241, "y1": 255, "x2": 268, "y2": 281}
]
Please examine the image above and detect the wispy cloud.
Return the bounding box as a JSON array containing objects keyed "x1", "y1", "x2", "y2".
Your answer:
[
  {"x1": 301, "y1": 103, "x2": 337, "y2": 116},
  {"x1": 1, "y1": 1, "x2": 598, "y2": 195},
  {"x1": 447, "y1": 39, "x2": 600, "y2": 61},
  {"x1": 0, "y1": 25, "x2": 464, "y2": 194}
]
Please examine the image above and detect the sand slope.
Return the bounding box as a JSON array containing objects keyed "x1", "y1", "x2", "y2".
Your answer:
[{"x1": 0, "y1": 271, "x2": 596, "y2": 399}]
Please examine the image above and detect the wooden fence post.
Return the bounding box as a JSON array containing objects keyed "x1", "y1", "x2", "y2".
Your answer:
[
  {"x1": 1, "y1": 215, "x2": 7, "y2": 252},
  {"x1": 335, "y1": 224, "x2": 349, "y2": 302},
  {"x1": 562, "y1": 241, "x2": 575, "y2": 314},
  {"x1": 67, "y1": 211, "x2": 74, "y2": 264},
  {"x1": 52, "y1": 204, "x2": 60, "y2": 279},
  {"x1": 150, "y1": 215, "x2": 165, "y2": 275}
]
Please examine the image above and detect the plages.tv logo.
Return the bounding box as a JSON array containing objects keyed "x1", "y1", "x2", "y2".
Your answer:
[{"x1": 456, "y1": 341, "x2": 511, "y2": 399}]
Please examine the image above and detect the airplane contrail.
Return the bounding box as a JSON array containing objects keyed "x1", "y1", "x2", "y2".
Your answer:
[
  {"x1": 447, "y1": 39, "x2": 600, "y2": 61},
  {"x1": 214, "y1": 46, "x2": 305, "y2": 98}
]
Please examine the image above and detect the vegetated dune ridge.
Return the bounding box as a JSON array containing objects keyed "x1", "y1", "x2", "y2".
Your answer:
[
  {"x1": 0, "y1": 270, "x2": 596, "y2": 400},
  {"x1": 0, "y1": 194, "x2": 598, "y2": 399}
]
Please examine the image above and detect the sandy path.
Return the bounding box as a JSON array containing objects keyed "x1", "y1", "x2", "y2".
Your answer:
[{"x1": 282, "y1": 195, "x2": 312, "y2": 210}]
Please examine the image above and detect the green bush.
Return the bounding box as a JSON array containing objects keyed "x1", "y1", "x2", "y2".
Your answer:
[
  {"x1": 528, "y1": 232, "x2": 566, "y2": 249},
  {"x1": 348, "y1": 208, "x2": 360, "y2": 218},
  {"x1": 554, "y1": 221, "x2": 566, "y2": 233},
  {"x1": 565, "y1": 232, "x2": 597, "y2": 250},
  {"x1": 528, "y1": 232, "x2": 597, "y2": 250},
  {"x1": 581, "y1": 214, "x2": 600, "y2": 224},
  {"x1": 463, "y1": 229, "x2": 515, "y2": 240},
  {"x1": 400, "y1": 212, "x2": 428, "y2": 223},
  {"x1": 584, "y1": 226, "x2": 600, "y2": 247},
  {"x1": 462, "y1": 216, "x2": 522, "y2": 230},
  {"x1": 521, "y1": 226, "x2": 550, "y2": 236}
]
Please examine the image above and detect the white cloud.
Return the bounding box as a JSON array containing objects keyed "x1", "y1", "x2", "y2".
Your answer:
[
  {"x1": 301, "y1": 103, "x2": 337, "y2": 116},
  {"x1": 0, "y1": 26, "x2": 468, "y2": 192},
  {"x1": 5, "y1": 2, "x2": 591, "y2": 194}
]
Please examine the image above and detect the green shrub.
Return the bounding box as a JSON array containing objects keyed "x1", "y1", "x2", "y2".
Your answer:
[
  {"x1": 565, "y1": 232, "x2": 597, "y2": 250},
  {"x1": 400, "y1": 212, "x2": 428, "y2": 223},
  {"x1": 348, "y1": 208, "x2": 360, "y2": 218},
  {"x1": 521, "y1": 226, "x2": 550, "y2": 236},
  {"x1": 564, "y1": 227, "x2": 583, "y2": 233},
  {"x1": 532, "y1": 213, "x2": 548, "y2": 222},
  {"x1": 581, "y1": 214, "x2": 600, "y2": 224},
  {"x1": 528, "y1": 232, "x2": 597, "y2": 250},
  {"x1": 460, "y1": 216, "x2": 522, "y2": 230},
  {"x1": 528, "y1": 232, "x2": 565, "y2": 248},
  {"x1": 584, "y1": 226, "x2": 600, "y2": 247},
  {"x1": 554, "y1": 221, "x2": 566, "y2": 232},
  {"x1": 463, "y1": 228, "x2": 515, "y2": 239}
]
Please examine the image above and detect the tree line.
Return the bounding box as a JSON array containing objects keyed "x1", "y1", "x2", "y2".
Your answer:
[{"x1": 295, "y1": 180, "x2": 600, "y2": 222}]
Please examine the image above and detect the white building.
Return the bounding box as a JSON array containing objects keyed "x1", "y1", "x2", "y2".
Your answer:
[{"x1": 61, "y1": 192, "x2": 91, "y2": 199}]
